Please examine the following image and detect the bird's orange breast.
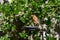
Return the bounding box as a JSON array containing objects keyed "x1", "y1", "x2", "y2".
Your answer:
[{"x1": 31, "y1": 15, "x2": 38, "y2": 22}]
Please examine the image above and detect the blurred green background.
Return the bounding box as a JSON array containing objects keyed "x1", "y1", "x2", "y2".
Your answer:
[{"x1": 0, "y1": 0, "x2": 60, "y2": 40}]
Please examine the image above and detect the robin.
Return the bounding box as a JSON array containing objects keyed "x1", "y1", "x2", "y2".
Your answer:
[
  {"x1": 31, "y1": 15, "x2": 43, "y2": 40},
  {"x1": 31, "y1": 15, "x2": 42, "y2": 29}
]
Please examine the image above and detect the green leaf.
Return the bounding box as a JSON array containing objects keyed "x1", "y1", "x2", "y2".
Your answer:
[
  {"x1": 11, "y1": 25, "x2": 16, "y2": 32},
  {"x1": 20, "y1": 17, "x2": 26, "y2": 23},
  {"x1": 19, "y1": 31, "x2": 28, "y2": 39}
]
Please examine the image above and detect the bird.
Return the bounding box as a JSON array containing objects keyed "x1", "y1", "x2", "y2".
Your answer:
[
  {"x1": 31, "y1": 15, "x2": 42, "y2": 29},
  {"x1": 31, "y1": 15, "x2": 43, "y2": 40}
]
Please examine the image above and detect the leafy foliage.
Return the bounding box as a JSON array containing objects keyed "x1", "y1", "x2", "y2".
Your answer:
[{"x1": 0, "y1": 0, "x2": 60, "y2": 40}]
